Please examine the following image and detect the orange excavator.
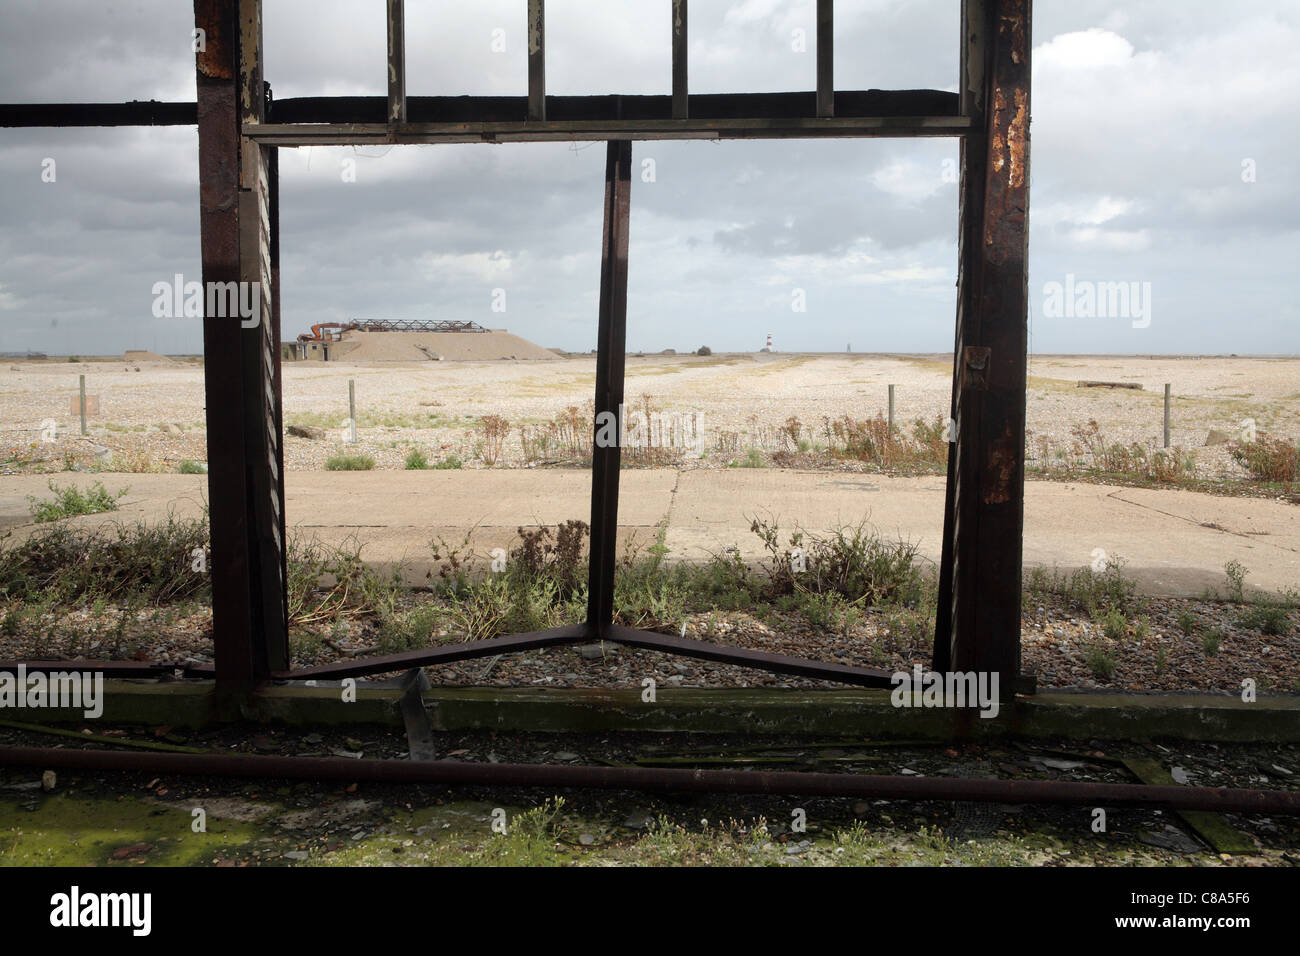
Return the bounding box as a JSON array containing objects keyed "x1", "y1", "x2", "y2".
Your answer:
[
  {"x1": 296, "y1": 322, "x2": 359, "y2": 343},
  {"x1": 297, "y1": 319, "x2": 488, "y2": 342}
]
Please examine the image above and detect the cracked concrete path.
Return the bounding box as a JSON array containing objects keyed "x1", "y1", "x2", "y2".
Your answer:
[{"x1": 1, "y1": 470, "x2": 1297, "y2": 597}]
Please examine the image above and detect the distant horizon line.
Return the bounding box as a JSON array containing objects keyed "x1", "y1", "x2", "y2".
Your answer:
[{"x1": 8, "y1": 350, "x2": 1299, "y2": 361}]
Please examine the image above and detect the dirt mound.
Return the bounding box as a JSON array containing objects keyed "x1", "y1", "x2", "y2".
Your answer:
[
  {"x1": 337, "y1": 330, "x2": 558, "y2": 363},
  {"x1": 123, "y1": 350, "x2": 175, "y2": 363}
]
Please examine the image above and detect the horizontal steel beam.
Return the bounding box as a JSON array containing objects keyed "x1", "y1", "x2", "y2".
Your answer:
[
  {"x1": 2, "y1": 746, "x2": 1296, "y2": 814},
  {"x1": 3, "y1": 91, "x2": 965, "y2": 140},
  {"x1": 0, "y1": 660, "x2": 207, "y2": 679},
  {"x1": 0, "y1": 101, "x2": 197, "y2": 126},
  {"x1": 266, "y1": 90, "x2": 958, "y2": 123},
  {"x1": 245, "y1": 117, "x2": 967, "y2": 145}
]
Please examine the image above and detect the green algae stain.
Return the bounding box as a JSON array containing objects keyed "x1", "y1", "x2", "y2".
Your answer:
[{"x1": 0, "y1": 792, "x2": 262, "y2": 867}]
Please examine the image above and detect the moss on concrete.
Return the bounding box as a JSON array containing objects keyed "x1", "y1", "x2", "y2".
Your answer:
[{"x1": 0, "y1": 791, "x2": 262, "y2": 866}]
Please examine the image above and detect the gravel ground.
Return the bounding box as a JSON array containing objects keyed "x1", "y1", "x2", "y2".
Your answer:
[
  {"x1": 3, "y1": 353, "x2": 1298, "y2": 476},
  {"x1": 3, "y1": 591, "x2": 1296, "y2": 694}
]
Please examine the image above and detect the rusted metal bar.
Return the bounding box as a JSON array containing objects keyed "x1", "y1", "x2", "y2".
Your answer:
[
  {"x1": 269, "y1": 90, "x2": 957, "y2": 123},
  {"x1": 271, "y1": 625, "x2": 587, "y2": 681},
  {"x1": 934, "y1": 0, "x2": 989, "y2": 675},
  {"x1": 238, "y1": 0, "x2": 288, "y2": 678},
  {"x1": 246, "y1": 118, "x2": 966, "y2": 146},
  {"x1": 386, "y1": 0, "x2": 406, "y2": 127},
  {"x1": 935, "y1": 0, "x2": 1030, "y2": 686},
  {"x1": 672, "y1": 0, "x2": 688, "y2": 120},
  {"x1": 609, "y1": 626, "x2": 895, "y2": 687},
  {"x1": 528, "y1": 0, "x2": 545, "y2": 121},
  {"x1": 816, "y1": 0, "x2": 834, "y2": 118},
  {"x1": 268, "y1": 136, "x2": 289, "y2": 640},
  {"x1": 195, "y1": 0, "x2": 257, "y2": 687},
  {"x1": 0, "y1": 660, "x2": 183, "y2": 679},
  {"x1": 2, "y1": 746, "x2": 1295, "y2": 814},
  {"x1": 1, "y1": 90, "x2": 961, "y2": 130},
  {"x1": 955, "y1": 0, "x2": 1030, "y2": 683},
  {"x1": 587, "y1": 141, "x2": 633, "y2": 640},
  {"x1": 0, "y1": 102, "x2": 197, "y2": 126}
]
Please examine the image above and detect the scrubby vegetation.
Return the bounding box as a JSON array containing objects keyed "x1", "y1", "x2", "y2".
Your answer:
[
  {"x1": 27, "y1": 480, "x2": 127, "y2": 522},
  {"x1": 324, "y1": 453, "x2": 375, "y2": 471}
]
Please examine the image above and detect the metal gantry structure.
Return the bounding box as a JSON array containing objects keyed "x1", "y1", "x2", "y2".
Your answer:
[
  {"x1": 0, "y1": 0, "x2": 1032, "y2": 697},
  {"x1": 4, "y1": 1, "x2": 1300, "y2": 818}
]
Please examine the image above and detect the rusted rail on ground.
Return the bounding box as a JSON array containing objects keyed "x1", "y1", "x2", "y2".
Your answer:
[{"x1": 1, "y1": 747, "x2": 1296, "y2": 815}]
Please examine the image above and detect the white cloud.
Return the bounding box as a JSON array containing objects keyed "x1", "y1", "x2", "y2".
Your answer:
[
  {"x1": 1035, "y1": 28, "x2": 1135, "y2": 71},
  {"x1": 871, "y1": 159, "x2": 945, "y2": 204}
]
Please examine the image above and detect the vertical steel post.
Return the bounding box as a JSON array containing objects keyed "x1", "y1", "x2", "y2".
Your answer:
[
  {"x1": 816, "y1": 0, "x2": 834, "y2": 118},
  {"x1": 194, "y1": 0, "x2": 287, "y2": 686},
  {"x1": 269, "y1": 140, "x2": 288, "y2": 643},
  {"x1": 672, "y1": 0, "x2": 688, "y2": 120},
  {"x1": 387, "y1": 0, "x2": 406, "y2": 128},
  {"x1": 528, "y1": 0, "x2": 546, "y2": 121},
  {"x1": 195, "y1": 0, "x2": 254, "y2": 687},
  {"x1": 587, "y1": 141, "x2": 633, "y2": 639},
  {"x1": 237, "y1": 0, "x2": 288, "y2": 676},
  {"x1": 935, "y1": 0, "x2": 1031, "y2": 690}
]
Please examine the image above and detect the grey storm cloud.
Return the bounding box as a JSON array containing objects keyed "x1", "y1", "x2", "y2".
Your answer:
[{"x1": 0, "y1": 1, "x2": 1297, "y2": 357}]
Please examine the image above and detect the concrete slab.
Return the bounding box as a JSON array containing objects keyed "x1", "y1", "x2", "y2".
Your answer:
[
  {"x1": 2, "y1": 470, "x2": 1297, "y2": 597},
  {"x1": 665, "y1": 471, "x2": 1300, "y2": 598},
  {"x1": 17, "y1": 681, "x2": 1300, "y2": 742}
]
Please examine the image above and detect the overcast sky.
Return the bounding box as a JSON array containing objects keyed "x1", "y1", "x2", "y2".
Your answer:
[{"x1": 0, "y1": 0, "x2": 1296, "y2": 356}]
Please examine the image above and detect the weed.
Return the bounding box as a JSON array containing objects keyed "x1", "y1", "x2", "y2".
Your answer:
[
  {"x1": 1237, "y1": 604, "x2": 1290, "y2": 636},
  {"x1": 285, "y1": 535, "x2": 399, "y2": 627},
  {"x1": 28, "y1": 480, "x2": 127, "y2": 522},
  {"x1": 404, "y1": 449, "x2": 429, "y2": 470},
  {"x1": 1085, "y1": 644, "x2": 1116, "y2": 680},
  {"x1": 478, "y1": 415, "x2": 510, "y2": 466},
  {"x1": 470, "y1": 799, "x2": 566, "y2": 867},
  {"x1": 822, "y1": 413, "x2": 948, "y2": 472},
  {"x1": 1053, "y1": 560, "x2": 1139, "y2": 619},
  {"x1": 376, "y1": 603, "x2": 446, "y2": 652},
  {"x1": 325, "y1": 453, "x2": 375, "y2": 471},
  {"x1": 0, "y1": 511, "x2": 208, "y2": 604},
  {"x1": 1099, "y1": 607, "x2": 1127, "y2": 641},
  {"x1": 447, "y1": 575, "x2": 513, "y2": 641},
  {"x1": 1223, "y1": 561, "x2": 1247, "y2": 603},
  {"x1": 1230, "y1": 435, "x2": 1299, "y2": 482},
  {"x1": 750, "y1": 516, "x2": 927, "y2": 609}
]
